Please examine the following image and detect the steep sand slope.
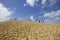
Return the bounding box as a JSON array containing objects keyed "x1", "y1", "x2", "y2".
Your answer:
[{"x1": 0, "y1": 20, "x2": 60, "y2": 40}]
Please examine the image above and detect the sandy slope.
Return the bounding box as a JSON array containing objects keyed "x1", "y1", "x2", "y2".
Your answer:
[{"x1": 0, "y1": 20, "x2": 60, "y2": 40}]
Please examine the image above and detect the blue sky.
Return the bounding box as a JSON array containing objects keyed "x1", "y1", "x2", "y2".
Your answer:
[{"x1": 0, "y1": 0, "x2": 60, "y2": 24}]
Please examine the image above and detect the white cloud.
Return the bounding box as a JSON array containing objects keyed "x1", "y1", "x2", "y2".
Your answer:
[
  {"x1": 24, "y1": 0, "x2": 39, "y2": 7},
  {"x1": 29, "y1": 16, "x2": 35, "y2": 21},
  {"x1": 0, "y1": 3, "x2": 14, "y2": 22},
  {"x1": 24, "y1": 4, "x2": 27, "y2": 7},
  {"x1": 48, "y1": 0, "x2": 56, "y2": 6},
  {"x1": 44, "y1": 10, "x2": 60, "y2": 18},
  {"x1": 26, "y1": 0, "x2": 35, "y2": 7},
  {"x1": 24, "y1": 0, "x2": 57, "y2": 7},
  {"x1": 44, "y1": 10, "x2": 60, "y2": 24},
  {"x1": 42, "y1": 0, "x2": 47, "y2": 5},
  {"x1": 42, "y1": 0, "x2": 56, "y2": 7}
]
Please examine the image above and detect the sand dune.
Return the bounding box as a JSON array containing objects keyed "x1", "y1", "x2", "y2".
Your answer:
[{"x1": 0, "y1": 20, "x2": 60, "y2": 40}]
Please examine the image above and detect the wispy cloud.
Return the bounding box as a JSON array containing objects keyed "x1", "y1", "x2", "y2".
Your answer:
[
  {"x1": 24, "y1": 4, "x2": 27, "y2": 7},
  {"x1": 44, "y1": 10, "x2": 60, "y2": 24},
  {"x1": 0, "y1": 3, "x2": 14, "y2": 22},
  {"x1": 42, "y1": 0, "x2": 57, "y2": 7},
  {"x1": 24, "y1": 0, "x2": 57, "y2": 7},
  {"x1": 44, "y1": 10, "x2": 60, "y2": 18}
]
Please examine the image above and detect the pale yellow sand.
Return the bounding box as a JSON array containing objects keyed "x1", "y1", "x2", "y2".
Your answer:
[{"x1": 0, "y1": 20, "x2": 60, "y2": 40}]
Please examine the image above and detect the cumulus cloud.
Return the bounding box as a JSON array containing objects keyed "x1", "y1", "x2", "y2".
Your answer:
[
  {"x1": 29, "y1": 16, "x2": 35, "y2": 21},
  {"x1": 44, "y1": 10, "x2": 60, "y2": 18},
  {"x1": 24, "y1": 0, "x2": 57, "y2": 7},
  {"x1": 42, "y1": 0, "x2": 47, "y2": 5},
  {"x1": 24, "y1": 0, "x2": 39, "y2": 7},
  {"x1": 26, "y1": 0, "x2": 35, "y2": 7},
  {"x1": 0, "y1": 3, "x2": 14, "y2": 22},
  {"x1": 44, "y1": 10, "x2": 60, "y2": 24}
]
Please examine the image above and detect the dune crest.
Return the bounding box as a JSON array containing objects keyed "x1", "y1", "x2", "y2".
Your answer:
[{"x1": 0, "y1": 20, "x2": 60, "y2": 40}]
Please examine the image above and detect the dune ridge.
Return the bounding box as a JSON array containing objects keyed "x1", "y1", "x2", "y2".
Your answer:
[{"x1": 0, "y1": 20, "x2": 60, "y2": 40}]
